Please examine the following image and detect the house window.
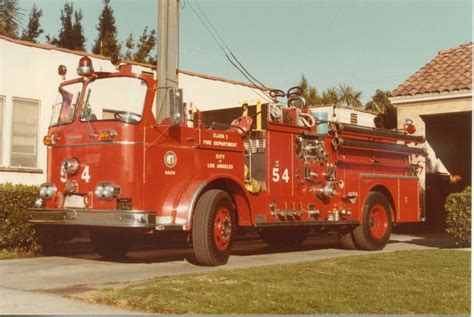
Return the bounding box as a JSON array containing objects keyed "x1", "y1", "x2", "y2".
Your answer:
[
  {"x1": 0, "y1": 97, "x2": 4, "y2": 165},
  {"x1": 11, "y1": 98, "x2": 40, "y2": 168}
]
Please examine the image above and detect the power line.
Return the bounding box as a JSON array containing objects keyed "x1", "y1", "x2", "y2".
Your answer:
[
  {"x1": 187, "y1": 0, "x2": 273, "y2": 101},
  {"x1": 192, "y1": 0, "x2": 269, "y2": 89}
]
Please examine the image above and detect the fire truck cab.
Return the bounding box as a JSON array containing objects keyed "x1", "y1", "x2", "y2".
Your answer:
[{"x1": 30, "y1": 57, "x2": 425, "y2": 266}]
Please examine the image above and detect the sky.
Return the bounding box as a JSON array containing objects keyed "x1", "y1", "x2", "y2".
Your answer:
[{"x1": 18, "y1": 0, "x2": 473, "y2": 103}]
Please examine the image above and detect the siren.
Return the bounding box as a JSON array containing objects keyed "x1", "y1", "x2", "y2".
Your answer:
[
  {"x1": 58, "y1": 65, "x2": 67, "y2": 79},
  {"x1": 77, "y1": 56, "x2": 94, "y2": 76}
]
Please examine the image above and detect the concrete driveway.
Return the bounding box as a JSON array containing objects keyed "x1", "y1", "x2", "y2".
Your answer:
[{"x1": 0, "y1": 231, "x2": 461, "y2": 314}]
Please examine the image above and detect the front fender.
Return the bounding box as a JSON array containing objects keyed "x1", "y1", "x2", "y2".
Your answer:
[
  {"x1": 156, "y1": 179, "x2": 205, "y2": 227},
  {"x1": 157, "y1": 173, "x2": 252, "y2": 229}
]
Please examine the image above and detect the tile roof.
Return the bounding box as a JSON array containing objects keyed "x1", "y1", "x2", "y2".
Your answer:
[{"x1": 391, "y1": 43, "x2": 472, "y2": 97}]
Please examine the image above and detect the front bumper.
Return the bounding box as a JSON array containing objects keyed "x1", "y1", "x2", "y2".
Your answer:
[{"x1": 29, "y1": 208, "x2": 156, "y2": 228}]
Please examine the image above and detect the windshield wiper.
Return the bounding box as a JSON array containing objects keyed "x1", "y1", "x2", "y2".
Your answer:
[
  {"x1": 59, "y1": 92, "x2": 80, "y2": 126},
  {"x1": 81, "y1": 88, "x2": 98, "y2": 137}
]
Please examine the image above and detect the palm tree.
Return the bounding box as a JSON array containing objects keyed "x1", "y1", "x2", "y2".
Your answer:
[
  {"x1": 365, "y1": 90, "x2": 393, "y2": 113},
  {"x1": 0, "y1": 0, "x2": 23, "y2": 38},
  {"x1": 321, "y1": 87, "x2": 338, "y2": 105},
  {"x1": 365, "y1": 89, "x2": 397, "y2": 128},
  {"x1": 337, "y1": 84, "x2": 362, "y2": 108},
  {"x1": 365, "y1": 100, "x2": 383, "y2": 113}
]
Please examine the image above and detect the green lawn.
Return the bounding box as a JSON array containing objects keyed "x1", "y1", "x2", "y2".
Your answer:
[{"x1": 72, "y1": 249, "x2": 470, "y2": 314}]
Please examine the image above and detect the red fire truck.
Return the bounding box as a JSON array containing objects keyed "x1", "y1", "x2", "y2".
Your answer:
[{"x1": 30, "y1": 57, "x2": 425, "y2": 266}]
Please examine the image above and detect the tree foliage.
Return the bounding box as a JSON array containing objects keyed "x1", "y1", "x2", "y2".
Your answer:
[
  {"x1": 124, "y1": 33, "x2": 135, "y2": 61},
  {"x1": 20, "y1": 4, "x2": 43, "y2": 43},
  {"x1": 296, "y1": 75, "x2": 364, "y2": 109},
  {"x1": 365, "y1": 89, "x2": 391, "y2": 113},
  {"x1": 71, "y1": 10, "x2": 86, "y2": 51},
  {"x1": 134, "y1": 27, "x2": 157, "y2": 64},
  {"x1": 365, "y1": 89, "x2": 397, "y2": 129},
  {"x1": 320, "y1": 87, "x2": 338, "y2": 105},
  {"x1": 337, "y1": 84, "x2": 362, "y2": 108},
  {"x1": 48, "y1": 2, "x2": 85, "y2": 51},
  {"x1": 56, "y1": 2, "x2": 74, "y2": 47},
  {"x1": 298, "y1": 75, "x2": 321, "y2": 106},
  {"x1": 92, "y1": 0, "x2": 121, "y2": 57},
  {"x1": 0, "y1": 0, "x2": 22, "y2": 38}
]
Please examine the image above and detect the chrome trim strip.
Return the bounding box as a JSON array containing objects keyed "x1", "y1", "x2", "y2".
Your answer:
[
  {"x1": 156, "y1": 216, "x2": 187, "y2": 225},
  {"x1": 29, "y1": 208, "x2": 155, "y2": 228},
  {"x1": 50, "y1": 141, "x2": 144, "y2": 148},
  {"x1": 360, "y1": 173, "x2": 419, "y2": 180},
  {"x1": 255, "y1": 220, "x2": 359, "y2": 227}
]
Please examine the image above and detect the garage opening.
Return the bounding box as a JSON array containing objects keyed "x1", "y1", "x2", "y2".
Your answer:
[{"x1": 421, "y1": 111, "x2": 471, "y2": 229}]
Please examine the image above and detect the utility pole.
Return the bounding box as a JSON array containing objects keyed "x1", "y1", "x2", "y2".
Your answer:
[{"x1": 156, "y1": 0, "x2": 179, "y2": 122}]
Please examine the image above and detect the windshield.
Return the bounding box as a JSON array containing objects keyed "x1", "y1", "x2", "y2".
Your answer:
[
  {"x1": 80, "y1": 77, "x2": 147, "y2": 124},
  {"x1": 50, "y1": 82, "x2": 82, "y2": 126}
]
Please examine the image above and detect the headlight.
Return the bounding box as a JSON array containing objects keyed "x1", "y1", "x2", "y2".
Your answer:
[
  {"x1": 62, "y1": 158, "x2": 80, "y2": 175},
  {"x1": 95, "y1": 183, "x2": 120, "y2": 200},
  {"x1": 35, "y1": 198, "x2": 44, "y2": 208},
  {"x1": 39, "y1": 183, "x2": 57, "y2": 199}
]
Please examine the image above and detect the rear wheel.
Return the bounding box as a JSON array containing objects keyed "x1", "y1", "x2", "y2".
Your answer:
[
  {"x1": 258, "y1": 227, "x2": 309, "y2": 248},
  {"x1": 90, "y1": 231, "x2": 129, "y2": 259},
  {"x1": 192, "y1": 190, "x2": 235, "y2": 266},
  {"x1": 353, "y1": 192, "x2": 392, "y2": 250}
]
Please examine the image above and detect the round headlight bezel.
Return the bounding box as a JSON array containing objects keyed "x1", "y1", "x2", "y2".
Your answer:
[
  {"x1": 39, "y1": 183, "x2": 57, "y2": 199},
  {"x1": 94, "y1": 183, "x2": 120, "y2": 200},
  {"x1": 62, "y1": 158, "x2": 80, "y2": 176}
]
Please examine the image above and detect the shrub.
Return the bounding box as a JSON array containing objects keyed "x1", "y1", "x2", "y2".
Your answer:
[
  {"x1": 0, "y1": 183, "x2": 40, "y2": 253},
  {"x1": 445, "y1": 187, "x2": 471, "y2": 247}
]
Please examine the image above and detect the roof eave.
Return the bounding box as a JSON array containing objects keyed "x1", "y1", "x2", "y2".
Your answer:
[{"x1": 389, "y1": 90, "x2": 472, "y2": 105}]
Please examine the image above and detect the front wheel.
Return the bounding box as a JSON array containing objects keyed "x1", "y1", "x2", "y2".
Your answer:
[
  {"x1": 353, "y1": 192, "x2": 393, "y2": 250},
  {"x1": 192, "y1": 190, "x2": 235, "y2": 266}
]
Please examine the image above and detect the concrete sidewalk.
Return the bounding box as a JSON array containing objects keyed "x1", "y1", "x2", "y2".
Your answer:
[{"x1": 0, "y1": 287, "x2": 132, "y2": 314}]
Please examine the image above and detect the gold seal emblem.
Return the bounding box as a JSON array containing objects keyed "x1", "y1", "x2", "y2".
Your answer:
[{"x1": 164, "y1": 151, "x2": 177, "y2": 168}]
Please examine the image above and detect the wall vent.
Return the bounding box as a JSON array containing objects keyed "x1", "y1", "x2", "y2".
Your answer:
[{"x1": 350, "y1": 113, "x2": 358, "y2": 124}]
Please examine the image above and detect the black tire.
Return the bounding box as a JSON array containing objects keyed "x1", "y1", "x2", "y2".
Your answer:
[
  {"x1": 90, "y1": 231, "x2": 129, "y2": 259},
  {"x1": 192, "y1": 190, "x2": 235, "y2": 266},
  {"x1": 353, "y1": 191, "x2": 393, "y2": 250},
  {"x1": 338, "y1": 231, "x2": 358, "y2": 250},
  {"x1": 258, "y1": 227, "x2": 309, "y2": 248}
]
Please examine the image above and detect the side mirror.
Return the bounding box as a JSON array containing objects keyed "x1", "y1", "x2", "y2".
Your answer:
[{"x1": 169, "y1": 88, "x2": 184, "y2": 125}]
